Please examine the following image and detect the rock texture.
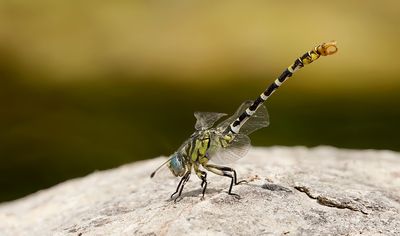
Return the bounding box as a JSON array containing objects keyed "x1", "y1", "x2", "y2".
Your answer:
[{"x1": 1, "y1": 146, "x2": 400, "y2": 236}]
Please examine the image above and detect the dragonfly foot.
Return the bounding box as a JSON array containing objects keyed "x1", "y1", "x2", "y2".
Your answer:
[
  {"x1": 173, "y1": 196, "x2": 182, "y2": 203},
  {"x1": 228, "y1": 192, "x2": 241, "y2": 199},
  {"x1": 236, "y1": 180, "x2": 248, "y2": 185},
  {"x1": 170, "y1": 192, "x2": 177, "y2": 199}
]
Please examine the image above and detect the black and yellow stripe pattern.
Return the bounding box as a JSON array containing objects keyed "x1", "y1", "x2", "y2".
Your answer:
[{"x1": 227, "y1": 41, "x2": 338, "y2": 134}]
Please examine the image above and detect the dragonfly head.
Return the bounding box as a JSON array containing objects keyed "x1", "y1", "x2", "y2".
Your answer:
[{"x1": 167, "y1": 153, "x2": 186, "y2": 177}]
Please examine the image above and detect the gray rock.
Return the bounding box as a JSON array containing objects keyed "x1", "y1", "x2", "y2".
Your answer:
[{"x1": 1, "y1": 146, "x2": 399, "y2": 236}]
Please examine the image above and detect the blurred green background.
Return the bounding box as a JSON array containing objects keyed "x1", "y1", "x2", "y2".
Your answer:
[{"x1": 1, "y1": 1, "x2": 399, "y2": 202}]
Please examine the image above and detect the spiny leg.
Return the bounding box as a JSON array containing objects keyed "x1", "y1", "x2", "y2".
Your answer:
[
  {"x1": 200, "y1": 172, "x2": 207, "y2": 199},
  {"x1": 203, "y1": 164, "x2": 247, "y2": 198},
  {"x1": 175, "y1": 173, "x2": 190, "y2": 202},
  {"x1": 207, "y1": 164, "x2": 247, "y2": 185},
  {"x1": 194, "y1": 164, "x2": 208, "y2": 199},
  {"x1": 170, "y1": 175, "x2": 186, "y2": 199},
  {"x1": 171, "y1": 172, "x2": 190, "y2": 202}
]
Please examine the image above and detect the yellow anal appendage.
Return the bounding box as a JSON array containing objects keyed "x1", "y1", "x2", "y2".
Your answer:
[{"x1": 316, "y1": 41, "x2": 338, "y2": 56}]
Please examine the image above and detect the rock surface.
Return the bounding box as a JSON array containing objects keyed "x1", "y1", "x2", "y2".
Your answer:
[{"x1": 1, "y1": 146, "x2": 400, "y2": 236}]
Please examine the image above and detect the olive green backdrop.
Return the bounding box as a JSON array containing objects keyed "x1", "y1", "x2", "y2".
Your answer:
[{"x1": 1, "y1": 1, "x2": 399, "y2": 202}]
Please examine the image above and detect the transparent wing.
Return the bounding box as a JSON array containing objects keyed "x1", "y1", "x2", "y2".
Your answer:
[
  {"x1": 240, "y1": 103, "x2": 269, "y2": 135},
  {"x1": 194, "y1": 112, "x2": 227, "y2": 130},
  {"x1": 207, "y1": 133, "x2": 251, "y2": 164},
  {"x1": 217, "y1": 100, "x2": 269, "y2": 135},
  {"x1": 216, "y1": 101, "x2": 252, "y2": 131}
]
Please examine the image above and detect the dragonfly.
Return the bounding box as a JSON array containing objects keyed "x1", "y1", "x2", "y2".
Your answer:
[{"x1": 151, "y1": 41, "x2": 338, "y2": 202}]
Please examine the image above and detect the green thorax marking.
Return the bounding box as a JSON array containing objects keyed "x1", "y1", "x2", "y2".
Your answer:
[
  {"x1": 189, "y1": 130, "x2": 211, "y2": 163},
  {"x1": 185, "y1": 130, "x2": 235, "y2": 164}
]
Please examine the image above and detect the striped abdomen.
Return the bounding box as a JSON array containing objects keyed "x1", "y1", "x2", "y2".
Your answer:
[{"x1": 226, "y1": 41, "x2": 338, "y2": 134}]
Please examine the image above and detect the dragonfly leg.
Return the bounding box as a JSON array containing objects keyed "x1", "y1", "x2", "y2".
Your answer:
[
  {"x1": 170, "y1": 176, "x2": 185, "y2": 199},
  {"x1": 194, "y1": 164, "x2": 208, "y2": 199},
  {"x1": 200, "y1": 172, "x2": 207, "y2": 199},
  {"x1": 171, "y1": 171, "x2": 190, "y2": 202},
  {"x1": 206, "y1": 164, "x2": 247, "y2": 185},
  {"x1": 203, "y1": 164, "x2": 246, "y2": 198},
  {"x1": 232, "y1": 169, "x2": 248, "y2": 185}
]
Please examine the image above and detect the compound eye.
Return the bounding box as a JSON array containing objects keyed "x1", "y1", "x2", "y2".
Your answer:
[{"x1": 169, "y1": 153, "x2": 185, "y2": 176}]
